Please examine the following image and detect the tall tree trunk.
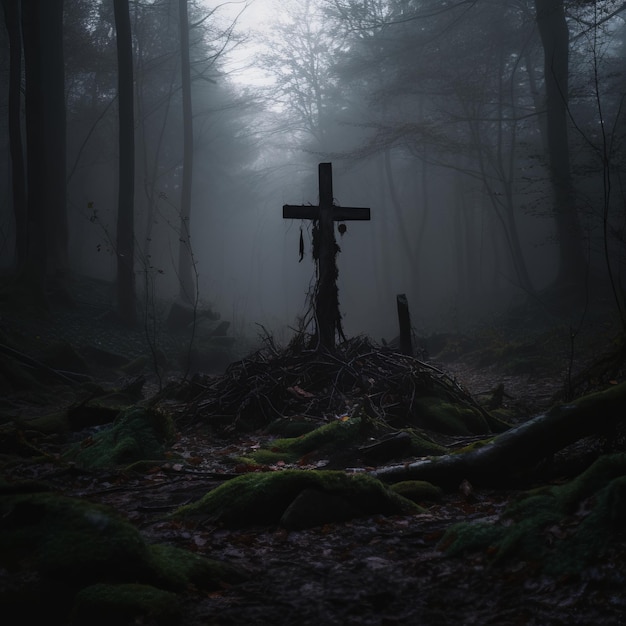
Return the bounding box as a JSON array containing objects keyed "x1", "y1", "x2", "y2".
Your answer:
[
  {"x1": 1, "y1": 0, "x2": 27, "y2": 272},
  {"x1": 114, "y1": 0, "x2": 136, "y2": 325},
  {"x1": 535, "y1": 0, "x2": 587, "y2": 287},
  {"x1": 177, "y1": 0, "x2": 195, "y2": 305},
  {"x1": 21, "y1": 0, "x2": 47, "y2": 304},
  {"x1": 40, "y1": 0, "x2": 69, "y2": 294}
]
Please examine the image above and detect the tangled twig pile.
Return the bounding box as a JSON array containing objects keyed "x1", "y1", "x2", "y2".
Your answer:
[{"x1": 172, "y1": 335, "x2": 489, "y2": 430}]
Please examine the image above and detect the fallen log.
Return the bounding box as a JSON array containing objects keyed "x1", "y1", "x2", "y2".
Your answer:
[{"x1": 371, "y1": 382, "x2": 626, "y2": 489}]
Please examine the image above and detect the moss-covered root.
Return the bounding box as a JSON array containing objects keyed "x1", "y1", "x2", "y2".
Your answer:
[
  {"x1": 0, "y1": 488, "x2": 247, "y2": 624},
  {"x1": 64, "y1": 405, "x2": 176, "y2": 469},
  {"x1": 172, "y1": 469, "x2": 423, "y2": 529},
  {"x1": 412, "y1": 396, "x2": 505, "y2": 436},
  {"x1": 239, "y1": 417, "x2": 362, "y2": 465},
  {"x1": 390, "y1": 480, "x2": 443, "y2": 504},
  {"x1": 439, "y1": 453, "x2": 626, "y2": 576},
  {"x1": 242, "y1": 417, "x2": 450, "y2": 467},
  {"x1": 70, "y1": 583, "x2": 181, "y2": 626}
]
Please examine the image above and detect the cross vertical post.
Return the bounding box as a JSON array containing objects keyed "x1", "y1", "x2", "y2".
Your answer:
[
  {"x1": 316, "y1": 162, "x2": 338, "y2": 350},
  {"x1": 283, "y1": 162, "x2": 371, "y2": 350}
]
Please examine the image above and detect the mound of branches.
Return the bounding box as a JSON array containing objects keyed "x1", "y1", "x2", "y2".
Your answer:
[{"x1": 174, "y1": 334, "x2": 489, "y2": 430}]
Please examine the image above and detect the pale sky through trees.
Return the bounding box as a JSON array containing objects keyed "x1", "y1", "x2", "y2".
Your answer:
[
  {"x1": 3, "y1": 0, "x2": 624, "y2": 344},
  {"x1": 202, "y1": 0, "x2": 277, "y2": 85}
]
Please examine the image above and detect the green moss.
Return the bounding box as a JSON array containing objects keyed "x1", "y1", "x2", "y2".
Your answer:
[
  {"x1": 488, "y1": 407, "x2": 517, "y2": 424},
  {"x1": 413, "y1": 396, "x2": 491, "y2": 436},
  {"x1": 440, "y1": 453, "x2": 626, "y2": 575},
  {"x1": 265, "y1": 417, "x2": 321, "y2": 437},
  {"x1": 230, "y1": 420, "x2": 449, "y2": 466},
  {"x1": 390, "y1": 480, "x2": 443, "y2": 503},
  {"x1": 442, "y1": 520, "x2": 507, "y2": 557},
  {"x1": 70, "y1": 583, "x2": 180, "y2": 626},
  {"x1": 551, "y1": 452, "x2": 626, "y2": 512},
  {"x1": 452, "y1": 437, "x2": 494, "y2": 454},
  {"x1": 239, "y1": 448, "x2": 296, "y2": 465},
  {"x1": 407, "y1": 431, "x2": 450, "y2": 456},
  {"x1": 244, "y1": 417, "x2": 362, "y2": 464},
  {"x1": 0, "y1": 490, "x2": 247, "y2": 623},
  {"x1": 0, "y1": 492, "x2": 152, "y2": 582},
  {"x1": 172, "y1": 469, "x2": 422, "y2": 528},
  {"x1": 149, "y1": 544, "x2": 247, "y2": 591},
  {"x1": 483, "y1": 412, "x2": 512, "y2": 433},
  {"x1": 64, "y1": 405, "x2": 176, "y2": 469}
]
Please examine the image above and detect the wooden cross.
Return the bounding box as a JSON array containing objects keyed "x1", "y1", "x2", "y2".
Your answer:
[{"x1": 283, "y1": 162, "x2": 371, "y2": 350}]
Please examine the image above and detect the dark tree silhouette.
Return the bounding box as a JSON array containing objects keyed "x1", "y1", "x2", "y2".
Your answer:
[
  {"x1": 113, "y1": 0, "x2": 136, "y2": 325},
  {"x1": 1, "y1": 0, "x2": 27, "y2": 272},
  {"x1": 24, "y1": 0, "x2": 68, "y2": 293},
  {"x1": 20, "y1": 0, "x2": 49, "y2": 302},
  {"x1": 177, "y1": 0, "x2": 195, "y2": 306},
  {"x1": 535, "y1": 0, "x2": 587, "y2": 287}
]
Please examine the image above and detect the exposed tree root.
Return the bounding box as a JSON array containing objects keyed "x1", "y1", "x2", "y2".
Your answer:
[{"x1": 371, "y1": 382, "x2": 626, "y2": 489}]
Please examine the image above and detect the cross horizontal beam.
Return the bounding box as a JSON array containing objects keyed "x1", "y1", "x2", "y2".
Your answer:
[
  {"x1": 283, "y1": 205, "x2": 370, "y2": 221},
  {"x1": 281, "y1": 162, "x2": 371, "y2": 350}
]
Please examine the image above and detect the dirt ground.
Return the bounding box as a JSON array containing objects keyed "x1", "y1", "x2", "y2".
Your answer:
[
  {"x1": 4, "y1": 374, "x2": 625, "y2": 625},
  {"x1": 2, "y1": 277, "x2": 626, "y2": 625}
]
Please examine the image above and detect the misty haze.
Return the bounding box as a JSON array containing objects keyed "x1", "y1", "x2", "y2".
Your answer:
[{"x1": 1, "y1": 1, "x2": 626, "y2": 624}]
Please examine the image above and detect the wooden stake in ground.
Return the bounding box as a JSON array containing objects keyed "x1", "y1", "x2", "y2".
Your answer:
[{"x1": 283, "y1": 163, "x2": 370, "y2": 350}]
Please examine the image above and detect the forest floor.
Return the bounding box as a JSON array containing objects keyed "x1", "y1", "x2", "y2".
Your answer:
[{"x1": 2, "y1": 274, "x2": 626, "y2": 625}]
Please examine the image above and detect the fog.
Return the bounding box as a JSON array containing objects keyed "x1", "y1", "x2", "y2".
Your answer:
[{"x1": 1, "y1": 0, "x2": 625, "y2": 349}]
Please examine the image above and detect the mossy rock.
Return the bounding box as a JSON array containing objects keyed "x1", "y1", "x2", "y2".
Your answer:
[
  {"x1": 0, "y1": 497, "x2": 152, "y2": 622},
  {"x1": 265, "y1": 417, "x2": 321, "y2": 437},
  {"x1": 148, "y1": 543, "x2": 247, "y2": 591},
  {"x1": 412, "y1": 396, "x2": 492, "y2": 436},
  {"x1": 358, "y1": 431, "x2": 448, "y2": 463},
  {"x1": 440, "y1": 453, "x2": 626, "y2": 575},
  {"x1": 0, "y1": 492, "x2": 152, "y2": 582},
  {"x1": 390, "y1": 480, "x2": 443, "y2": 503},
  {"x1": 64, "y1": 405, "x2": 176, "y2": 469},
  {"x1": 0, "y1": 489, "x2": 248, "y2": 623},
  {"x1": 241, "y1": 417, "x2": 362, "y2": 465},
  {"x1": 70, "y1": 583, "x2": 180, "y2": 626},
  {"x1": 172, "y1": 469, "x2": 422, "y2": 529}
]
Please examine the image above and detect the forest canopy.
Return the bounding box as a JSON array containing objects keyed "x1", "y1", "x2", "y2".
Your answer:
[{"x1": 0, "y1": 0, "x2": 625, "y2": 340}]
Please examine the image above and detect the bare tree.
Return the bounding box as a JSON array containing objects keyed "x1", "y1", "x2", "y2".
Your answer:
[
  {"x1": 1, "y1": 0, "x2": 27, "y2": 271},
  {"x1": 535, "y1": 0, "x2": 587, "y2": 287},
  {"x1": 114, "y1": 0, "x2": 136, "y2": 325},
  {"x1": 177, "y1": 0, "x2": 196, "y2": 306},
  {"x1": 12, "y1": 0, "x2": 68, "y2": 304}
]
